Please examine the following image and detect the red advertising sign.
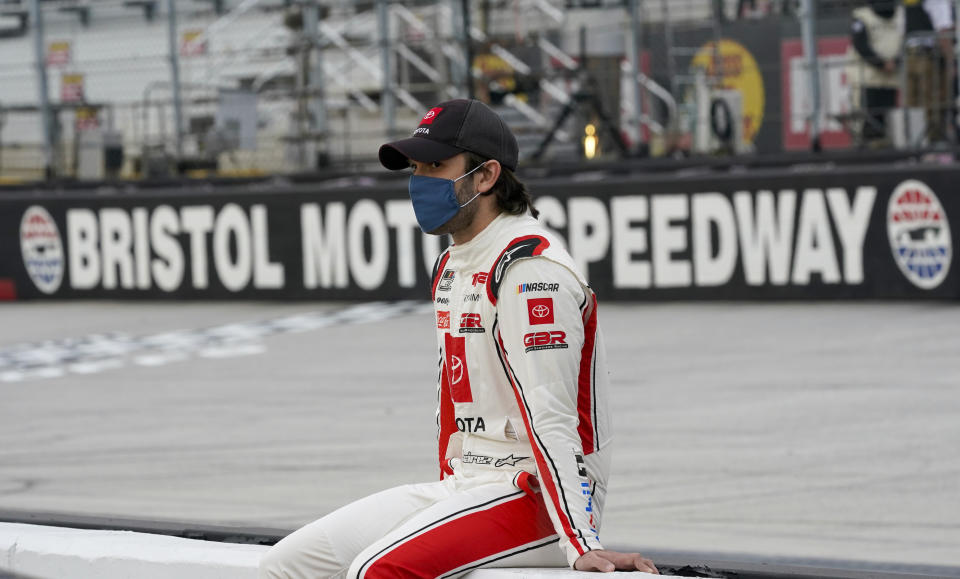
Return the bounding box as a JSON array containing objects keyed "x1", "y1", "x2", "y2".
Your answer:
[
  {"x1": 781, "y1": 37, "x2": 853, "y2": 150},
  {"x1": 75, "y1": 107, "x2": 99, "y2": 131},
  {"x1": 61, "y1": 73, "x2": 84, "y2": 103},
  {"x1": 46, "y1": 41, "x2": 71, "y2": 67}
]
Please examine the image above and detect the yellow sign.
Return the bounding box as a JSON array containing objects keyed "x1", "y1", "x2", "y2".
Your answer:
[
  {"x1": 75, "y1": 107, "x2": 99, "y2": 131},
  {"x1": 46, "y1": 41, "x2": 71, "y2": 67},
  {"x1": 690, "y1": 39, "x2": 765, "y2": 143},
  {"x1": 181, "y1": 29, "x2": 207, "y2": 57},
  {"x1": 473, "y1": 52, "x2": 517, "y2": 102},
  {"x1": 61, "y1": 73, "x2": 84, "y2": 103}
]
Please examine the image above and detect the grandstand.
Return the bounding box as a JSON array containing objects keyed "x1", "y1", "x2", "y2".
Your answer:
[{"x1": 0, "y1": 0, "x2": 836, "y2": 181}]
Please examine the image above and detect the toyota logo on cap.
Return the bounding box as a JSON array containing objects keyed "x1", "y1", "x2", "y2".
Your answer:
[{"x1": 420, "y1": 107, "x2": 442, "y2": 125}]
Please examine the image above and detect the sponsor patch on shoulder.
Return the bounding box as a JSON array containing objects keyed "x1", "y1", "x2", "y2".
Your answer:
[
  {"x1": 527, "y1": 297, "x2": 554, "y2": 325},
  {"x1": 517, "y1": 282, "x2": 559, "y2": 294},
  {"x1": 523, "y1": 331, "x2": 568, "y2": 353}
]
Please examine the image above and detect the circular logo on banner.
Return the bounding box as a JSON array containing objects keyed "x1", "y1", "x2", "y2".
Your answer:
[
  {"x1": 887, "y1": 180, "x2": 952, "y2": 290},
  {"x1": 20, "y1": 206, "x2": 65, "y2": 295}
]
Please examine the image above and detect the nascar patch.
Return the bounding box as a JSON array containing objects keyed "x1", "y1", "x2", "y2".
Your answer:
[
  {"x1": 438, "y1": 269, "x2": 455, "y2": 291},
  {"x1": 517, "y1": 282, "x2": 559, "y2": 294}
]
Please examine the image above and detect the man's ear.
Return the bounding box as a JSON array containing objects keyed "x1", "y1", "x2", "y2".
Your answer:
[{"x1": 476, "y1": 160, "x2": 502, "y2": 194}]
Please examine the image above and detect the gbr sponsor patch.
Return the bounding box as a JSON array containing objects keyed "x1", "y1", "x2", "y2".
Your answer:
[{"x1": 523, "y1": 330, "x2": 568, "y2": 353}]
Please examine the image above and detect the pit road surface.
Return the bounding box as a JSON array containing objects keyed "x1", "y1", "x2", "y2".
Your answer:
[{"x1": 0, "y1": 301, "x2": 957, "y2": 569}]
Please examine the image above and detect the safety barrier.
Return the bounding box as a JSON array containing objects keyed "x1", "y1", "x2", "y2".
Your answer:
[
  {"x1": 0, "y1": 523, "x2": 265, "y2": 579},
  {"x1": 1, "y1": 510, "x2": 957, "y2": 579},
  {"x1": 2, "y1": 163, "x2": 958, "y2": 301}
]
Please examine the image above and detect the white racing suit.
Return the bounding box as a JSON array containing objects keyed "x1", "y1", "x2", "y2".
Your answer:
[{"x1": 260, "y1": 212, "x2": 612, "y2": 579}]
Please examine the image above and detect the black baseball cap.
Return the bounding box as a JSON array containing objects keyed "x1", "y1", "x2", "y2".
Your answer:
[{"x1": 379, "y1": 99, "x2": 519, "y2": 171}]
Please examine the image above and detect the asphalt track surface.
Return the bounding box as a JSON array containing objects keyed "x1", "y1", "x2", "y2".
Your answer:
[{"x1": 0, "y1": 301, "x2": 958, "y2": 571}]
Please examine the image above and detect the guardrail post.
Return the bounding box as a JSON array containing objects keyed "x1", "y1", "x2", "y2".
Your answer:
[
  {"x1": 377, "y1": 0, "x2": 396, "y2": 135},
  {"x1": 30, "y1": 0, "x2": 54, "y2": 179},
  {"x1": 799, "y1": 0, "x2": 821, "y2": 151},
  {"x1": 165, "y1": 0, "x2": 185, "y2": 165},
  {"x1": 461, "y1": 0, "x2": 474, "y2": 100},
  {"x1": 627, "y1": 0, "x2": 647, "y2": 151}
]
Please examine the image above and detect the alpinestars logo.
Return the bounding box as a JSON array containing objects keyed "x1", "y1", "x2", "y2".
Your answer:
[
  {"x1": 494, "y1": 453, "x2": 529, "y2": 468},
  {"x1": 459, "y1": 452, "x2": 529, "y2": 467},
  {"x1": 462, "y1": 452, "x2": 493, "y2": 465}
]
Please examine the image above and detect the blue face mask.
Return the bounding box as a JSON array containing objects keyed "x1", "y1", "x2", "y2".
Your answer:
[{"x1": 408, "y1": 163, "x2": 486, "y2": 233}]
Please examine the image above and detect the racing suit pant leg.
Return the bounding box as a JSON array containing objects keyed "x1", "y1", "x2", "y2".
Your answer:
[
  {"x1": 346, "y1": 473, "x2": 566, "y2": 579},
  {"x1": 259, "y1": 480, "x2": 454, "y2": 579}
]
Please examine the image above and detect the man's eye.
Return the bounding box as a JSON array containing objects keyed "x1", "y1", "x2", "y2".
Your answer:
[{"x1": 431, "y1": 161, "x2": 442, "y2": 168}]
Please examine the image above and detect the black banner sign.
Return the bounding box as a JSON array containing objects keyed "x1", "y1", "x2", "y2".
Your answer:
[{"x1": 2, "y1": 166, "x2": 957, "y2": 300}]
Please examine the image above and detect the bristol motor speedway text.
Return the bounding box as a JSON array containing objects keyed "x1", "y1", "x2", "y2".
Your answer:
[{"x1": 39, "y1": 186, "x2": 876, "y2": 294}]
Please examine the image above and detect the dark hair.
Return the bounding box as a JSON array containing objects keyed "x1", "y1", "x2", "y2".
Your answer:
[{"x1": 466, "y1": 152, "x2": 539, "y2": 219}]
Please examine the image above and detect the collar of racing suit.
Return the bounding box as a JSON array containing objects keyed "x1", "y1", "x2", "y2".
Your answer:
[{"x1": 448, "y1": 211, "x2": 540, "y2": 264}]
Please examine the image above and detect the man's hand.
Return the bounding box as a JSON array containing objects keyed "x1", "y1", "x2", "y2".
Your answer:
[{"x1": 573, "y1": 550, "x2": 659, "y2": 574}]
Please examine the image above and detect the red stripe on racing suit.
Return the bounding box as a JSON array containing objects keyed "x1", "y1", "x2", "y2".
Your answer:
[
  {"x1": 358, "y1": 490, "x2": 556, "y2": 578},
  {"x1": 576, "y1": 294, "x2": 599, "y2": 455}
]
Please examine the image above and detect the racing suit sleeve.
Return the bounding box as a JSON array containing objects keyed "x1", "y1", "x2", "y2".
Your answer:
[{"x1": 494, "y1": 257, "x2": 603, "y2": 567}]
